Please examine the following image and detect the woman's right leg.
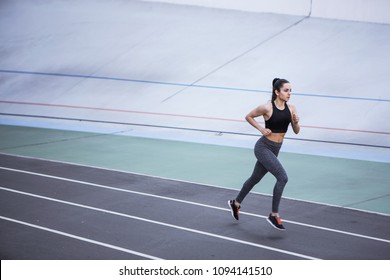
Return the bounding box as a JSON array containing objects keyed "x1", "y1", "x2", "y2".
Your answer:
[
  {"x1": 235, "y1": 160, "x2": 268, "y2": 203},
  {"x1": 228, "y1": 160, "x2": 268, "y2": 220}
]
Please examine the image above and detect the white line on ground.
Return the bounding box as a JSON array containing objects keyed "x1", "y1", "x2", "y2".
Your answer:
[
  {"x1": 2, "y1": 152, "x2": 389, "y2": 217},
  {"x1": 0, "y1": 186, "x2": 319, "y2": 260},
  {"x1": 1, "y1": 166, "x2": 389, "y2": 244},
  {"x1": 0, "y1": 152, "x2": 390, "y2": 217},
  {"x1": 0, "y1": 215, "x2": 163, "y2": 260}
]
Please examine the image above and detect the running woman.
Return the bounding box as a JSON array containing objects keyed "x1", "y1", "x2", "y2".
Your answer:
[{"x1": 228, "y1": 78, "x2": 300, "y2": 230}]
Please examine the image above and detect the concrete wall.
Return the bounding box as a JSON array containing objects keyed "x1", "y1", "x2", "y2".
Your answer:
[
  {"x1": 144, "y1": 0, "x2": 312, "y2": 16},
  {"x1": 144, "y1": 0, "x2": 390, "y2": 24},
  {"x1": 311, "y1": 0, "x2": 390, "y2": 24},
  {"x1": 1, "y1": 0, "x2": 389, "y2": 161}
]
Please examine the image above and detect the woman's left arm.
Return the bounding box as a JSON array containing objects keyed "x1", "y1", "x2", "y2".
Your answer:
[{"x1": 289, "y1": 104, "x2": 300, "y2": 134}]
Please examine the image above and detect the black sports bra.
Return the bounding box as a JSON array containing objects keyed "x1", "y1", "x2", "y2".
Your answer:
[{"x1": 265, "y1": 101, "x2": 292, "y2": 133}]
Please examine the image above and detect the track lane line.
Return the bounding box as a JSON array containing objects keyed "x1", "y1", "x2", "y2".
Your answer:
[
  {"x1": 1, "y1": 166, "x2": 389, "y2": 244},
  {"x1": 0, "y1": 215, "x2": 163, "y2": 260},
  {"x1": 0, "y1": 186, "x2": 319, "y2": 260}
]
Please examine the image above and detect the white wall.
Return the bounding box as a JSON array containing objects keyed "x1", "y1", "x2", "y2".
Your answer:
[
  {"x1": 312, "y1": 0, "x2": 390, "y2": 24},
  {"x1": 144, "y1": 0, "x2": 312, "y2": 16},
  {"x1": 143, "y1": 0, "x2": 390, "y2": 24}
]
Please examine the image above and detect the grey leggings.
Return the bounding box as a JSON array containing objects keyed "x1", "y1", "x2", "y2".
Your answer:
[{"x1": 236, "y1": 136, "x2": 288, "y2": 213}]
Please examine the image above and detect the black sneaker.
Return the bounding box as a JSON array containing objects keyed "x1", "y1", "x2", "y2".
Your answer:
[
  {"x1": 228, "y1": 200, "x2": 240, "y2": 221},
  {"x1": 267, "y1": 214, "x2": 286, "y2": 230}
]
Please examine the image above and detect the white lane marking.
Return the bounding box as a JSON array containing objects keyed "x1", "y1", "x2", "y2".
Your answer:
[
  {"x1": 1, "y1": 166, "x2": 390, "y2": 244},
  {"x1": 0, "y1": 186, "x2": 319, "y2": 260},
  {"x1": 2, "y1": 152, "x2": 389, "y2": 218},
  {"x1": 0, "y1": 215, "x2": 163, "y2": 260}
]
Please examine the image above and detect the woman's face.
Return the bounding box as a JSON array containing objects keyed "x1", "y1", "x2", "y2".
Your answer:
[{"x1": 276, "y1": 83, "x2": 291, "y2": 102}]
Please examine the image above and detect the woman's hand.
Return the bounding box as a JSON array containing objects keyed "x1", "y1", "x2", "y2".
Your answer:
[
  {"x1": 291, "y1": 111, "x2": 300, "y2": 134},
  {"x1": 292, "y1": 113, "x2": 300, "y2": 124},
  {"x1": 260, "y1": 128, "x2": 272, "y2": 136}
]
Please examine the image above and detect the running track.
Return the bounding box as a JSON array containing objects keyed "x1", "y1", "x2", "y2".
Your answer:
[{"x1": 1, "y1": 154, "x2": 389, "y2": 260}]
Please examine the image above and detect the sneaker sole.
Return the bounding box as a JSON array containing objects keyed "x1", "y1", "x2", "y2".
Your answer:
[
  {"x1": 227, "y1": 200, "x2": 239, "y2": 221},
  {"x1": 266, "y1": 217, "x2": 286, "y2": 231}
]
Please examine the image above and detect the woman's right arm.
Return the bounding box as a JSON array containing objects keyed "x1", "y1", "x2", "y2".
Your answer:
[{"x1": 245, "y1": 104, "x2": 272, "y2": 136}]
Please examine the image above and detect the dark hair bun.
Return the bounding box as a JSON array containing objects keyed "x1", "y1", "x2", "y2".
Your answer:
[{"x1": 272, "y1": 78, "x2": 280, "y2": 87}]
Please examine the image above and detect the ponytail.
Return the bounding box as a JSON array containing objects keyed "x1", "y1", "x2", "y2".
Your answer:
[{"x1": 272, "y1": 78, "x2": 289, "y2": 101}]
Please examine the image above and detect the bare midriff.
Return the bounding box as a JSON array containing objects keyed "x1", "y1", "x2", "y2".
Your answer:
[{"x1": 265, "y1": 132, "x2": 285, "y2": 143}]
